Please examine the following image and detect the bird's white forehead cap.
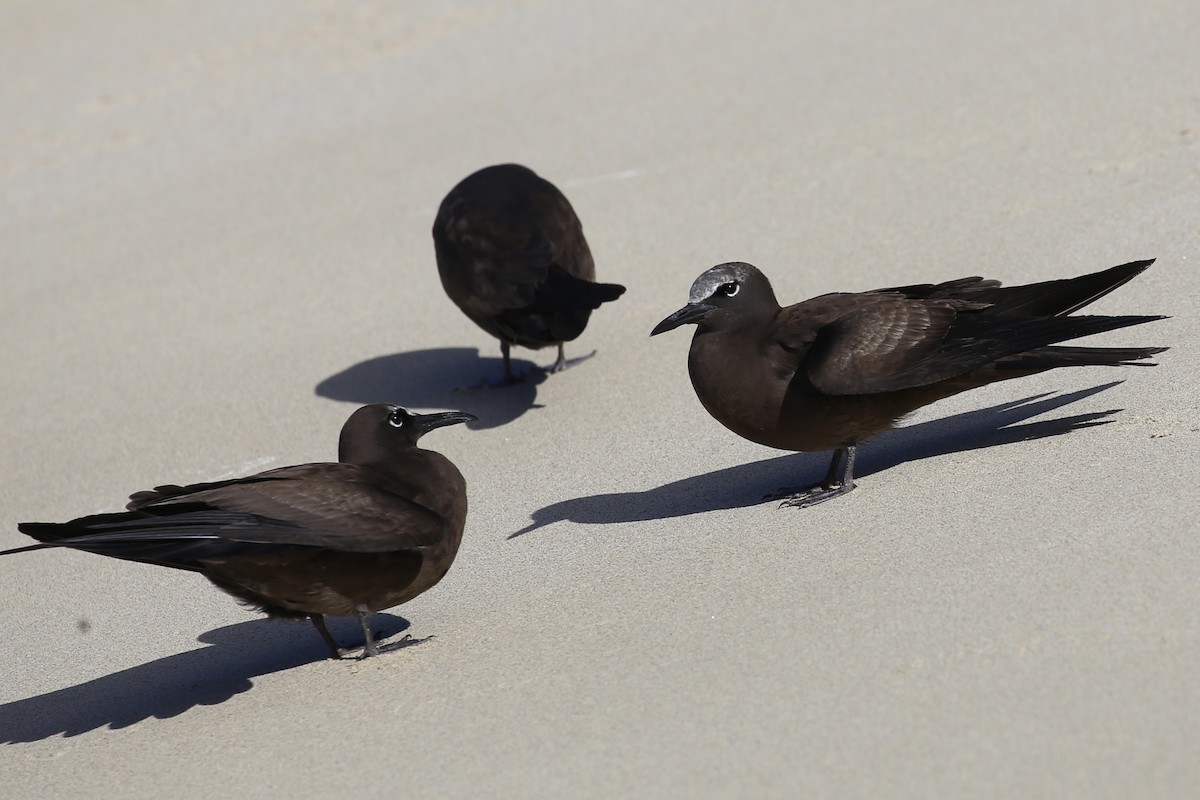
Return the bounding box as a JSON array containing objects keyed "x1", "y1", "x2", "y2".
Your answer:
[{"x1": 688, "y1": 262, "x2": 753, "y2": 303}]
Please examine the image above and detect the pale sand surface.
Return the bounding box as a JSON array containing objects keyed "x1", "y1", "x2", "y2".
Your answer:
[{"x1": 2, "y1": 1, "x2": 1198, "y2": 797}]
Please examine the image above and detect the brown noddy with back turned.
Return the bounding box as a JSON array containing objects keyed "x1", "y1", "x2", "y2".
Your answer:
[
  {"x1": 651, "y1": 259, "x2": 1167, "y2": 507},
  {"x1": 433, "y1": 163, "x2": 626, "y2": 384},
  {"x1": 2, "y1": 404, "x2": 474, "y2": 658}
]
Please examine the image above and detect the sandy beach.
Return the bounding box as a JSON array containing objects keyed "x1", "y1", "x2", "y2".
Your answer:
[{"x1": 2, "y1": 1, "x2": 1198, "y2": 796}]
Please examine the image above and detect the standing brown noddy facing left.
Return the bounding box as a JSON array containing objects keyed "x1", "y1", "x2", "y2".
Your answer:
[
  {"x1": 2, "y1": 404, "x2": 474, "y2": 658},
  {"x1": 433, "y1": 163, "x2": 626, "y2": 383},
  {"x1": 651, "y1": 260, "x2": 1167, "y2": 508}
]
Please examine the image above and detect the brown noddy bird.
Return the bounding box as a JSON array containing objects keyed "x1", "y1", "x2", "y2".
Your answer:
[
  {"x1": 2, "y1": 404, "x2": 474, "y2": 658},
  {"x1": 433, "y1": 163, "x2": 626, "y2": 383},
  {"x1": 651, "y1": 259, "x2": 1167, "y2": 507}
]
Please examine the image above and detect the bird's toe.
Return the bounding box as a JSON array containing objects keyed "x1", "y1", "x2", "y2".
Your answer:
[
  {"x1": 774, "y1": 483, "x2": 856, "y2": 509},
  {"x1": 544, "y1": 349, "x2": 597, "y2": 374},
  {"x1": 377, "y1": 633, "x2": 435, "y2": 654}
]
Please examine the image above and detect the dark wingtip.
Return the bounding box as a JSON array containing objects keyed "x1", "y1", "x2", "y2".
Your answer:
[
  {"x1": 1110, "y1": 257, "x2": 1156, "y2": 279},
  {"x1": 0, "y1": 541, "x2": 49, "y2": 556}
]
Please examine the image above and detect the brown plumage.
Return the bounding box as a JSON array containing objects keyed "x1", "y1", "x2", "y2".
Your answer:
[
  {"x1": 433, "y1": 163, "x2": 626, "y2": 383},
  {"x1": 4, "y1": 404, "x2": 474, "y2": 658},
  {"x1": 651, "y1": 260, "x2": 1167, "y2": 507}
]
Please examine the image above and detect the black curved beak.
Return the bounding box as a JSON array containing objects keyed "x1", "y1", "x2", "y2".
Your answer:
[
  {"x1": 651, "y1": 303, "x2": 714, "y2": 336},
  {"x1": 413, "y1": 410, "x2": 478, "y2": 433}
]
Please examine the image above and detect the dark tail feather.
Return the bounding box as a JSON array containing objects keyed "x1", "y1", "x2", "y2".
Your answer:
[
  {"x1": 972, "y1": 259, "x2": 1156, "y2": 317},
  {"x1": 535, "y1": 264, "x2": 625, "y2": 311},
  {"x1": 999, "y1": 344, "x2": 1168, "y2": 370},
  {"x1": 17, "y1": 520, "x2": 80, "y2": 543},
  {"x1": 498, "y1": 265, "x2": 625, "y2": 345},
  {"x1": 587, "y1": 281, "x2": 626, "y2": 303}
]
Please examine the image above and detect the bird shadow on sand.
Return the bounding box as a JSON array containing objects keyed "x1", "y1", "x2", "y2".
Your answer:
[
  {"x1": 315, "y1": 347, "x2": 549, "y2": 430},
  {"x1": 0, "y1": 613, "x2": 411, "y2": 744},
  {"x1": 509, "y1": 381, "x2": 1126, "y2": 538}
]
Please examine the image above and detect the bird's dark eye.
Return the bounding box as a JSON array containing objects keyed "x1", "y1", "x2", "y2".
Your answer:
[
  {"x1": 386, "y1": 408, "x2": 408, "y2": 428},
  {"x1": 719, "y1": 281, "x2": 740, "y2": 297}
]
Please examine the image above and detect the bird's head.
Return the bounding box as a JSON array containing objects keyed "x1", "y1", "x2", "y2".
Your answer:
[
  {"x1": 339, "y1": 404, "x2": 476, "y2": 464},
  {"x1": 650, "y1": 262, "x2": 780, "y2": 335}
]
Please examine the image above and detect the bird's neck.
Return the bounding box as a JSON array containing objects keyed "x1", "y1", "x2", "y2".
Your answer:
[{"x1": 370, "y1": 449, "x2": 468, "y2": 525}]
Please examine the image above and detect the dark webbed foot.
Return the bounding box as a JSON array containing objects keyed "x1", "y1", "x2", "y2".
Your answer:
[
  {"x1": 455, "y1": 343, "x2": 598, "y2": 390},
  {"x1": 352, "y1": 632, "x2": 434, "y2": 659},
  {"x1": 453, "y1": 342, "x2": 527, "y2": 392},
  {"x1": 774, "y1": 482, "x2": 856, "y2": 508},
  {"x1": 313, "y1": 611, "x2": 431, "y2": 659},
  {"x1": 375, "y1": 632, "x2": 435, "y2": 655},
  {"x1": 352, "y1": 608, "x2": 435, "y2": 658},
  {"x1": 544, "y1": 348, "x2": 597, "y2": 374},
  {"x1": 765, "y1": 445, "x2": 858, "y2": 510}
]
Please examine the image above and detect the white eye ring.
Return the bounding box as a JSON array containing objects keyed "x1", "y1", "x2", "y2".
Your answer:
[
  {"x1": 387, "y1": 410, "x2": 406, "y2": 428},
  {"x1": 722, "y1": 282, "x2": 740, "y2": 297}
]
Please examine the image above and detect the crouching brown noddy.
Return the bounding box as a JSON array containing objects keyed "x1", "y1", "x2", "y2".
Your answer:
[
  {"x1": 651, "y1": 260, "x2": 1167, "y2": 508},
  {"x1": 3, "y1": 404, "x2": 474, "y2": 658},
  {"x1": 433, "y1": 163, "x2": 626, "y2": 384}
]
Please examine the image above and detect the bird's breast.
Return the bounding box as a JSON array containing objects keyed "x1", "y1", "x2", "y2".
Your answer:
[
  {"x1": 686, "y1": 331, "x2": 796, "y2": 449},
  {"x1": 686, "y1": 330, "x2": 901, "y2": 452}
]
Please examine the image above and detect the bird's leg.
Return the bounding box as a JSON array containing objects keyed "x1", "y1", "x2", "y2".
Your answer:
[
  {"x1": 766, "y1": 445, "x2": 859, "y2": 509},
  {"x1": 309, "y1": 614, "x2": 342, "y2": 659},
  {"x1": 469, "y1": 341, "x2": 594, "y2": 387},
  {"x1": 457, "y1": 341, "x2": 526, "y2": 391},
  {"x1": 500, "y1": 341, "x2": 521, "y2": 384},
  {"x1": 356, "y1": 606, "x2": 380, "y2": 658},
  {"x1": 548, "y1": 343, "x2": 568, "y2": 373},
  {"x1": 820, "y1": 450, "x2": 849, "y2": 489},
  {"x1": 313, "y1": 613, "x2": 379, "y2": 659}
]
